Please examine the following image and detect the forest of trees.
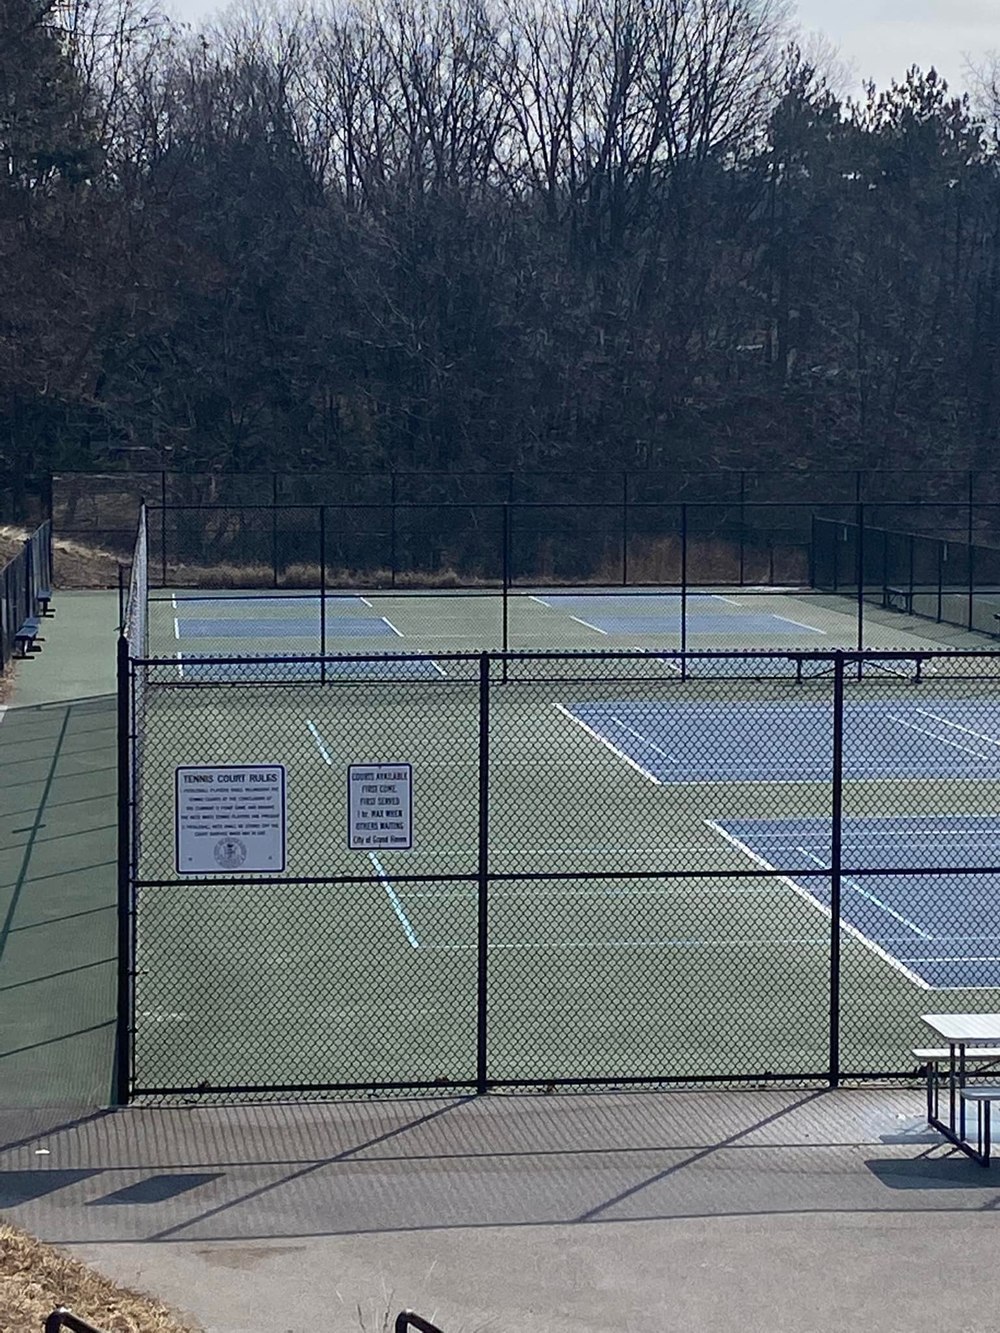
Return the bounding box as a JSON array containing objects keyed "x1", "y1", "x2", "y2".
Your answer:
[{"x1": 3, "y1": 0, "x2": 1000, "y2": 512}]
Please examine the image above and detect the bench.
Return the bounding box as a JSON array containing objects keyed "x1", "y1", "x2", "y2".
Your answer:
[
  {"x1": 37, "y1": 585, "x2": 53, "y2": 615},
  {"x1": 883, "y1": 585, "x2": 913, "y2": 613},
  {"x1": 912, "y1": 1046, "x2": 1000, "y2": 1121},
  {"x1": 15, "y1": 615, "x2": 42, "y2": 657},
  {"x1": 960, "y1": 1086, "x2": 1000, "y2": 1165}
]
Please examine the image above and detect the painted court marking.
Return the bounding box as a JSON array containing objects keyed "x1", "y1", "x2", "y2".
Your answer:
[
  {"x1": 570, "y1": 615, "x2": 608, "y2": 635},
  {"x1": 370, "y1": 852, "x2": 420, "y2": 948},
  {"x1": 553, "y1": 702, "x2": 661, "y2": 785},
  {"x1": 705, "y1": 819, "x2": 929, "y2": 990},
  {"x1": 773, "y1": 615, "x2": 826, "y2": 635},
  {"x1": 381, "y1": 616, "x2": 404, "y2": 637},
  {"x1": 890, "y1": 716, "x2": 992, "y2": 760},
  {"x1": 796, "y1": 846, "x2": 932, "y2": 939},
  {"x1": 306, "y1": 720, "x2": 334, "y2": 765}
]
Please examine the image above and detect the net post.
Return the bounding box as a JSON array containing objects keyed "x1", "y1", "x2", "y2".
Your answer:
[
  {"x1": 476, "y1": 652, "x2": 490, "y2": 1095},
  {"x1": 828, "y1": 650, "x2": 844, "y2": 1088},
  {"x1": 114, "y1": 633, "x2": 133, "y2": 1106},
  {"x1": 679, "y1": 503, "x2": 688, "y2": 682},
  {"x1": 319, "y1": 504, "x2": 327, "y2": 683}
]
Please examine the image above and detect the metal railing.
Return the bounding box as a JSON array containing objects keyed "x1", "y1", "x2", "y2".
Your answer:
[
  {"x1": 45, "y1": 1310, "x2": 107, "y2": 1333},
  {"x1": 0, "y1": 520, "x2": 54, "y2": 673}
]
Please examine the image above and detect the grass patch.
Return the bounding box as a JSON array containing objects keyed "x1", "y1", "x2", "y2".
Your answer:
[{"x1": 0, "y1": 1221, "x2": 200, "y2": 1333}]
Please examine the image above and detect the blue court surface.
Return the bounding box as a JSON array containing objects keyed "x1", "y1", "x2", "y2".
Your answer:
[
  {"x1": 533, "y1": 593, "x2": 826, "y2": 640},
  {"x1": 169, "y1": 595, "x2": 401, "y2": 642},
  {"x1": 711, "y1": 816, "x2": 1000, "y2": 989},
  {"x1": 175, "y1": 615, "x2": 398, "y2": 640},
  {"x1": 560, "y1": 696, "x2": 1000, "y2": 783},
  {"x1": 176, "y1": 655, "x2": 446, "y2": 682}
]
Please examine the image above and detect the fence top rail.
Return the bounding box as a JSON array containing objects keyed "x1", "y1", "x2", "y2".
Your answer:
[
  {"x1": 142, "y1": 499, "x2": 1000, "y2": 512},
  {"x1": 135, "y1": 647, "x2": 1000, "y2": 668}
]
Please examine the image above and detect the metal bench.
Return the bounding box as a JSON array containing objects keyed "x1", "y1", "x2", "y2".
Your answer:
[
  {"x1": 15, "y1": 614, "x2": 41, "y2": 657},
  {"x1": 37, "y1": 584, "x2": 53, "y2": 615},
  {"x1": 912, "y1": 1046, "x2": 1000, "y2": 1121},
  {"x1": 883, "y1": 585, "x2": 913, "y2": 613},
  {"x1": 960, "y1": 1086, "x2": 1000, "y2": 1165}
]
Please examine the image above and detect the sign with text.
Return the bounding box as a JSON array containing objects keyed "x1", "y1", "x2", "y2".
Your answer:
[
  {"x1": 348, "y1": 763, "x2": 413, "y2": 850},
  {"x1": 175, "y1": 764, "x2": 286, "y2": 874}
]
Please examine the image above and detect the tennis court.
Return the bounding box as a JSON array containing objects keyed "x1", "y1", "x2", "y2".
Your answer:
[{"x1": 125, "y1": 622, "x2": 1000, "y2": 1095}]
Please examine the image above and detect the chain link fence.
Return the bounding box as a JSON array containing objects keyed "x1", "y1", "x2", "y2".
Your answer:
[{"x1": 117, "y1": 644, "x2": 1000, "y2": 1099}]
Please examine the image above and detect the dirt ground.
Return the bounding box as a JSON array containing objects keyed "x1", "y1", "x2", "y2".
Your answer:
[{"x1": 0, "y1": 1223, "x2": 199, "y2": 1333}]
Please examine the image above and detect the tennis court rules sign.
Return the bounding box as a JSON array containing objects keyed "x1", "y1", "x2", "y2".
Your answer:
[
  {"x1": 348, "y1": 763, "x2": 412, "y2": 850},
  {"x1": 175, "y1": 765, "x2": 286, "y2": 874}
]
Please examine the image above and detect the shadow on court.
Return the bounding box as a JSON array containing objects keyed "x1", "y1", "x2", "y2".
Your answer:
[{"x1": 0, "y1": 694, "x2": 117, "y2": 1106}]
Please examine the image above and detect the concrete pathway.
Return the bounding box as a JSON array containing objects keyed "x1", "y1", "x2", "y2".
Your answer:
[{"x1": 1, "y1": 1089, "x2": 998, "y2": 1333}]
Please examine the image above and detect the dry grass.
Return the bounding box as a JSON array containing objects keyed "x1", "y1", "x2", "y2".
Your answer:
[{"x1": 0, "y1": 1222, "x2": 200, "y2": 1333}]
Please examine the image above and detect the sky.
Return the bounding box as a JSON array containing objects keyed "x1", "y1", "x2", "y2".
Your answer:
[
  {"x1": 793, "y1": 0, "x2": 998, "y2": 96},
  {"x1": 161, "y1": 0, "x2": 999, "y2": 100}
]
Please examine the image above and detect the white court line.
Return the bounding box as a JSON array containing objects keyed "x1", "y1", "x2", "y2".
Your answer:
[
  {"x1": 605, "y1": 717, "x2": 673, "y2": 760},
  {"x1": 915, "y1": 709, "x2": 1000, "y2": 748},
  {"x1": 529, "y1": 595, "x2": 551, "y2": 607},
  {"x1": 710, "y1": 594, "x2": 740, "y2": 606},
  {"x1": 306, "y1": 720, "x2": 334, "y2": 765},
  {"x1": 171, "y1": 591, "x2": 180, "y2": 642},
  {"x1": 797, "y1": 847, "x2": 932, "y2": 939},
  {"x1": 570, "y1": 615, "x2": 608, "y2": 635},
  {"x1": 901, "y1": 954, "x2": 1000, "y2": 964},
  {"x1": 422, "y1": 934, "x2": 829, "y2": 952},
  {"x1": 370, "y1": 852, "x2": 420, "y2": 948},
  {"x1": 890, "y1": 716, "x2": 992, "y2": 760},
  {"x1": 706, "y1": 820, "x2": 930, "y2": 990},
  {"x1": 554, "y1": 703, "x2": 661, "y2": 785},
  {"x1": 773, "y1": 615, "x2": 826, "y2": 635},
  {"x1": 381, "y1": 616, "x2": 404, "y2": 638},
  {"x1": 358, "y1": 596, "x2": 373, "y2": 607},
  {"x1": 176, "y1": 651, "x2": 185, "y2": 680}
]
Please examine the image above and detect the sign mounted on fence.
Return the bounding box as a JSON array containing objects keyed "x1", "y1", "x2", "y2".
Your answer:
[
  {"x1": 175, "y1": 764, "x2": 286, "y2": 874},
  {"x1": 348, "y1": 763, "x2": 413, "y2": 850}
]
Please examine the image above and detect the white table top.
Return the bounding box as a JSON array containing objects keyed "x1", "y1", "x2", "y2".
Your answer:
[{"x1": 922, "y1": 1013, "x2": 1000, "y2": 1043}]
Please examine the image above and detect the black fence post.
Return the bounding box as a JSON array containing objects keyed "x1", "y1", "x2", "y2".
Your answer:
[
  {"x1": 967, "y1": 472, "x2": 975, "y2": 630},
  {"x1": 855, "y1": 501, "x2": 865, "y2": 656},
  {"x1": 159, "y1": 471, "x2": 167, "y2": 588},
  {"x1": 319, "y1": 505, "x2": 327, "y2": 683},
  {"x1": 937, "y1": 539, "x2": 944, "y2": 622},
  {"x1": 739, "y1": 469, "x2": 746, "y2": 586},
  {"x1": 621, "y1": 471, "x2": 628, "y2": 586},
  {"x1": 115, "y1": 634, "x2": 133, "y2": 1106},
  {"x1": 390, "y1": 471, "x2": 398, "y2": 590},
  {"x1": 828, "y1": 650, "x2": 844, "y2": 1088},
  {"x1": 502, "y1": 503, "x2": 510, "y2": 667},
  {"x1": 476, "y1": 651, "x2": 490, "y2": 1095},
  {"x1": 117, "y1": 563, "x2": 125, "y2": 632},
  {"x1": 272, "y1": 473, "x2": 279, "y2": 589},
  {"x1": 680, "y1": 503, "x2": 688, "y2": 681}
]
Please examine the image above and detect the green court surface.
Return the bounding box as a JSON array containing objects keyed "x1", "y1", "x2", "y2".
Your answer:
[
  {"x1": 128, "y1": 594, "x2": 1000, "y2": 1094},
  {"x1": 0, "y1": 697, "x2": 117, "y2": 1104}
]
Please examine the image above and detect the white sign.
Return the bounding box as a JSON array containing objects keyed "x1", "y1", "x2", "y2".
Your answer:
[
  {"x1": 348, "y1": 763, "x2": 412, "y2": 850},
  {"x1": 175, "y1": 765, "x2": 286, "y2": 874}
]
